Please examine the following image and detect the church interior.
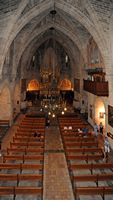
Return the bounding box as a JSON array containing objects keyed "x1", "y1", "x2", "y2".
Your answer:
[{"x1": 0, "y1": 0, "x2": 113, "y2": 199}]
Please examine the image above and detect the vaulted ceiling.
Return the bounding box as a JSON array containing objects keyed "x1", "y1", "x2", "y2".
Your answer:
[{"x1": 0, "y1": 0, "x2": 113, "y2": 80}]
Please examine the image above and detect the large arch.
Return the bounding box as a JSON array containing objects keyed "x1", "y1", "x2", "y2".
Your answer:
[
  {"x1": 11, "y1": 21, "x2": 86, "y2": 79},
  {"x1": 59, "y1": 79, "x2": 72, "y2": 91},
  {"x1": 27, "y1": 79, "x2": 40, "y2": 91},
  {"x1": 0, "y1": 0, "x2": 109, "y2": 79}
]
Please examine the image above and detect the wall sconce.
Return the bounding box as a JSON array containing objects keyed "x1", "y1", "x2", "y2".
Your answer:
[{"x1": 99, "y1": 112, "x2": 105, "y2": 119}]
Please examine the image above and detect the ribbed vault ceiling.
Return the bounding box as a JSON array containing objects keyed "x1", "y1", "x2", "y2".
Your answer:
[{"x1": 0, "y1": 0, "x2": 113, "y2": 79}]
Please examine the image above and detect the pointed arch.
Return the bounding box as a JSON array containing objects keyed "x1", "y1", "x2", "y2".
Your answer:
[
  {"x1": 59, "y1": 79, "x2": 72, "y2": 91},
  {"x1": 27, "y1": 79, "x2": 40, "y2": 91}
]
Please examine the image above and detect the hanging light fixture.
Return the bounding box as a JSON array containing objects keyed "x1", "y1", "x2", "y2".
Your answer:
[
  {"x1": 52, "y1": 113, "x2": 55, "y2": 118},
  {"x1": 64, "y1": 107, "x2": 67, "y2": 111},
  {"x1": 62, "y1": 111, "x2": 65, "y2": 115}
]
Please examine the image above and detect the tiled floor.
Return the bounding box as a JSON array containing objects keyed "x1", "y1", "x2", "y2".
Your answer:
[{"x1": 43, "y1": 125, "x2": 75, "y2": 200}]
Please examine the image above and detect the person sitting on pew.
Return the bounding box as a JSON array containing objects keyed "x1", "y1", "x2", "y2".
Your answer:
[
  {"x1": 64, "y1": 126, "x2": 67, "y2": 130},
  {"x1": 34, "y1": 132, "x2": 41, "y2": 140},
  {"x1": 64, "y1": 126, "x2": 68, "y2": 133},
  {"x1": 77, "y1": 128, "x2": 82, "y2": 136},
  {"x1": 34, "y1": 132, "x2": 37, "y2": 137},
  {"x1": 82, "y1": 127, "x2": 89, "y2": 137},
  {"x1": 93, "y1": 122, "x2": 99, "y2": 137},
  {"x1": 69, "y1": 126, "x2": 72, "y2": 130}
]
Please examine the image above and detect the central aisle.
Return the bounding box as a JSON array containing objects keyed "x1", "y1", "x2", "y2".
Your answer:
[{"x1": 43, "y1": 121, "x2": 75, "y2": 200}]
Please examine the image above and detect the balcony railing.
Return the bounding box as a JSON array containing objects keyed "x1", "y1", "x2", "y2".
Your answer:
[{"x1": 83, "y1": 80, "x2": 109, "y2": 96}]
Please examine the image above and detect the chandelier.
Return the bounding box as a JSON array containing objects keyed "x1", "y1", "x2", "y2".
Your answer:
[{"x1": 41, "y1": 97, "x2": 67, "y2": 118}]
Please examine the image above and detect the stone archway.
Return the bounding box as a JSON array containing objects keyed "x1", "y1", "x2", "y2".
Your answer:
[
  {"x1": 26, "y1": 79, "x2": 40, "y2": 104},
  {"x1": 0, "y1": 86, "x2": 12, "y2": 120},
  {"x1": 59, "y1": 79, "x2": 72, "y2": 91},
  {"x1": 59, "y1": 79, "x2": 74, "y2": 106},
  {"x1": 94, "y1": 98, "x2": 105, "y2": 128},
  {"x1": 27, "y1": 79, "x2": 40, "y2": 91}
]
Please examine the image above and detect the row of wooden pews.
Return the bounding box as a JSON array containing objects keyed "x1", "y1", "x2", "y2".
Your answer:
[
  {"x1": 59, "y1": 116, "x2": 113, "y2": 200},
  {"x1": 0, "y1": 115, "x2": 45, "y2": 200}
]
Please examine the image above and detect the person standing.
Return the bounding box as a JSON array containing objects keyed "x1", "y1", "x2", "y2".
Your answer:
[
  {"x1": 93, "y1": 122, "x2": 99, "y2": 137},
  {"x1": 103, "y1": 136, "x2": 110, "y2": 162},
  {"x1": 99, "y1": 122, "x2": 104, "y2": 134}
]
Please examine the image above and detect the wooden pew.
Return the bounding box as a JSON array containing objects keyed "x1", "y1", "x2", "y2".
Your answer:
[
  {"x1": 0, "y1": 174, "x2": 42, "y2": 185},
  {"x1": 7, "y1": 147, "x2": 44, "y2": 155},
  {"x1": 67, "y1": 154, "x2": 103, "y2": 163},
  {"x1": 0, "y1": 186, "x2": 42, "y2": 196},
  {"x1": 13, "y1": 137, "x2": 44, "y2": 142},
  {"x1": 15, "y1": 186, "x2": 42, "y2": 195},
  {"x1": 72, "y1": 173, "x2": 113, "y2": 187},
  {"x1": 18, "y1": 127, "x2": 45, "y2": 131},
  {"x1": 66, "y1": 148, "x2": 102, "y2": 154},
  {"x1": 75, "y1": 186, "x2": 113, "y2": 200},
  {"x1": 62, "y1": 137, "x2": 95, "y2": 142},
  {"x1": 64, "y1": 141, "x2": 98, "y2": 148},
  {"x1": 0, "y1": 186, "x2": 14, "y2": 195},
  {"x1": 10, "y1": 142, "x2": 44, "y2": 147},
  {"x1": 22, "y1": 163, "x2": 43, "y2": 171},
  {"x1": 69, "y1": 163, "x2": 113, "y2": 174},
  {"x1": 3, "y1": 155, "x2": 44, "y2": 163},
  {"x1": 0, "y1": 163, "x2": 20, "y2": 170},
  {"x1": 15, "y1": 131, "x2": 45, "y2": 136},
  {"x1": 0, "y1": 163, "x2": 42, "y2": 172},
  {"x1": 3, "y1": 155, "x2": 24, "y2": 163},
  {"x1": 61, "y1": 132, "x2": 92, "y2": 137},
  {"x1": 0, "y1": 120, "x2": 10, "y2": 127},
  {"x1": 19, "y1": 125, "x2": 45, "y2": 129}
]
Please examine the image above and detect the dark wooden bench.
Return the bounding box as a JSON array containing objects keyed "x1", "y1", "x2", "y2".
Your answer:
[
  {"x1": 69, "y1": 163, "x2": 113, "y2": 174},
  {"x1": 15, "y1": 131, "x2": 45, "y2": 136},
  {"x1": 18, "y1": 127, "x2": 45, "y2": 131},
  {"x1": 62, "y1": 136, "x2": 95, "y2": 142},
  {"x1": 75, "y1": 186, "x2": 113, "y2": 200},
  {"x1": 15, "y1": 186, "x2": 42, "y2": 195},
  {"x1": 13, "y1": 137, "x2": 44, "y2": 142},
  {"x1": 3, "y1": 154, "x2": 44, "y2": 163},
  {"x1": 0, "y1": 186, "x2": 42, "y2": 197},
  {"x1": 0, "y1": 120, "x2": 10, "y2": 127},
  {"x1": 7, "y1": 147, "x2": 44, "y2": 155},
  {"x1": 19, "y1": 126, "x2": 45, "y2": 130},
  {"x1": 61, "y1": 132, "x2": 92, "y2": 137},
  {"x1": 0, "y1": 173, "x2": 42, "y2": 185},
  {"x1": 0, "y1": 163, "x2": 42, "y2": 172},
  {"x1": 10, "y1": 141, "x2": 44, "y2": 148},
  {"x1": 67, "y1": 154, "x2": 103, "y2": 163},
  {"x1": 64, "y1": 141, "x2": 98, "y2": 148},
  {"x1": 66, "y1": 147, "x2": 102, "y2": 154},
  {"x1": 72, "y1": 173, "x2": 113, "y2": 187}
]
